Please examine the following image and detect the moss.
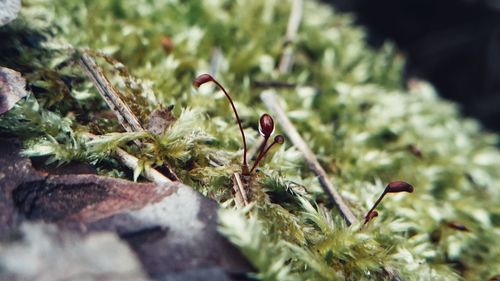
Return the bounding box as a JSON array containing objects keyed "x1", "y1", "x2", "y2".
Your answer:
[{"x1": 1, "y1": 0, "x2": 499, "y2": 280}]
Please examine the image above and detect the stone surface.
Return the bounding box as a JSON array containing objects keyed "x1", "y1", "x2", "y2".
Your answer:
[
  {"x1": 12, "y1": 174, "x2": 174, "y2": 222},
  {"x1": 0, "y1": 223, "x2": 148, "y2": 281},
  {"x1": 0, "y1": 138, "x2": 45, "y2": 240},
  {"x1": 158, "y1": 268, "x2": 232, "y2": 281},
  {"x1": 85, "y1": 186, "x2": 252, "y2": 278},
  {"x1": 0, "y1": 138, "x2": 252, "y2": 280},
  {"x1": 0, "y1": 66, "x2": 27, "y2": 114},
  {"x1": 0, "y1": 0, "x2": 20, "y2": 26}
]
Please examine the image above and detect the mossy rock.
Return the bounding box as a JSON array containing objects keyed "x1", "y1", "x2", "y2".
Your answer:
[{"x1": 0, "y1": 0, "x2": 499, "y2": 280}]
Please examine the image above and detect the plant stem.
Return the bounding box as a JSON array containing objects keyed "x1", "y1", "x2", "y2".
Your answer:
[
  {"x1": 364, "y1": 192, "x2": 387, "y2": 224},
  {"x1": 261, "y1": 91, "x2": 358, "y2": 225},
  {"x1": 211, "y1": 79, "x2": 248, "y2": 169},
  {"x1": 250, "y1": 137, "x2": 280, "y2": 173}
]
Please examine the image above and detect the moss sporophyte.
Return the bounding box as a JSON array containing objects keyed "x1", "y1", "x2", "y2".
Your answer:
[
  {"x1": 193, "y1": 74, "x2": 284, "y2": 177},
  {"x1": 364, "y1": 181, "x2": 414, "y2": 224}
]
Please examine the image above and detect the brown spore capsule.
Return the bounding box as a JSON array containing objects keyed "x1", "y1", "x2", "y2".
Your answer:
[
  {"x1": 364, "y1": 181, "x2": 414, "y2": 224},
  {"x1": 193, "y1": 73, "x2": 214, "y2": 88},
  {"x1": 364, "y1": 210, "x2": 379, "y2": 225},
  {"x1": 274, "y1": 135, "x2": 285, "y2": 144},
  {"x1": 386, "y1": 181, "x2": 414, "y2": 193},
  {"x1": 446, "y1": 221, "x2": 469, "y2": 232},
  {"x1": 161, "y1": 36, "x2": 174, "y2": 54},
  {"x1": 258, "y1": 113, "x2": 275, "y2": 138}
]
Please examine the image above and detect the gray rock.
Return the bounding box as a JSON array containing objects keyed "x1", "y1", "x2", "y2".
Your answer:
[
  {"x1": 0, "y1": 138, "x2": 45, "y2": 240},
  {"x1": 0, "y1": 223, "x2": 149, "y2": 281},
  {"x1": 0, "y1": 138, "x2": 253, "y2": 279},
  {"x1": 158, "y1": 267, "x2": 232, "y2": 281},
  {"x1": 0, "y1": 0, "x2": 20, "y2": 26},
  {"x1": 0, "y1": 66, "x2": 27, "y2": 115}
]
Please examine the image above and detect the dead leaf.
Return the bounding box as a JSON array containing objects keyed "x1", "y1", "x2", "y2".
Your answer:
[
  {"x1": 0, "y1": 66, "x2": 27, "y2": 114},
  {"x1": 146, "y1": 105, "x2": 176, "y2": 135}
]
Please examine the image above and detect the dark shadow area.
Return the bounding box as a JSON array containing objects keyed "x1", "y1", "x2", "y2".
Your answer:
[{"x1": 325, "y1": 0, "x2": 500, "y2": 132}]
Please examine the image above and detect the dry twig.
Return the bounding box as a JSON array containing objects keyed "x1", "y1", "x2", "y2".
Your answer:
[
  {"x1": 232, "y1": 172, "x2": 249, "y2": 208},
  {"x1": 278, "y1": 0, "x2": 303, "y2": 73},
  {"x1": 261, "y1": 91, "x2": 357, "y2": 225},
  {"x1": 252, "y1": 80, "x2": 297, "y2": 89},
  {"x1": 79, "y1": 52, "x2": 144, "y2": 133},
  {"x1": 114, "y1": 148, "x2": 173, "y2": 184},
  {"x1": 275, "y1": 3, "x2": 403, "y2": 279},
  {"x1": 210, "y1": 47, "x2": 222, "y2": 76},
  {"x1": 84, "y1": 133, "x2": 172, "y2": 184},
  {"x1": 261, "y1": 92, "x2": 404, "y2": 280},
  {"x1": 79, "y1": 52, "x2": 180, "y2": 181}
]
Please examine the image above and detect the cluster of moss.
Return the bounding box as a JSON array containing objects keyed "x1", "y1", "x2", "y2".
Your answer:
[{"x1": 1, "y1": 0, "x2": 499, "y2": 280}]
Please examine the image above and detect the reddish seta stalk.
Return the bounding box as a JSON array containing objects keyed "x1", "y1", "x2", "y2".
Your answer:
[
  {"x1": 193, "y1": 74, "x2": 249, "y2": 174},
  {"x1": 193, "y1": 74, "x2": 284, "y2": 176},
  {"x1": 250, "y1": 134, "x2": 284, "y2": 173},
  {"x1": 364, "y1": 181, "x2": 414, "y2": 225}
]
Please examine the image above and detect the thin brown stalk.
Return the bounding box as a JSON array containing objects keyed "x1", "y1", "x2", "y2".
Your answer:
[
  {"x1": 248, "y1": 137, "x2": 266, "y2": 161},
  {"x1": 209, "y1": 78, "x2": 249, "y2": 170},
  {"x1": 261, "y1": 91, "x2": 357, "y2": 225},
  {"x1": 249, "y1": 136, "x2": 270, "y2": 173}
]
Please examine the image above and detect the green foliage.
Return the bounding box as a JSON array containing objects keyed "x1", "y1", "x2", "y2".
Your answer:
[
  {"x1": 1, "y1": 0, "x2": 499, "y2": 280},
  {"x1": 219, "y1": 207, "x2": 299, "y2": 281}
]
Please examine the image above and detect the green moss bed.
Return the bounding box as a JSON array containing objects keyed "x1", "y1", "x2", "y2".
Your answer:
[{"x1": 1, "y1": 0, "x2": 499, "y2": 280}]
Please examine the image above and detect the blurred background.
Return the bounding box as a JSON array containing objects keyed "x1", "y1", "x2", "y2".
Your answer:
[{"x1": 325, "y1": 0, "x2": 500, "y2": 132}]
